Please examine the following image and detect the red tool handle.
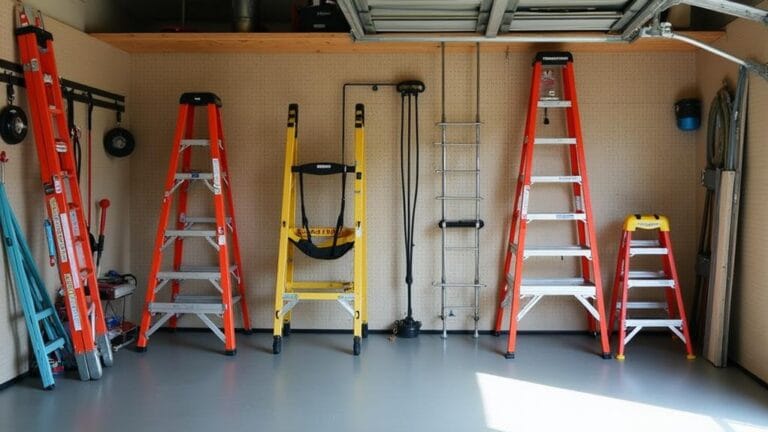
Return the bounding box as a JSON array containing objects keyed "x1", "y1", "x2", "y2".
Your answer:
[{"x1": 98, "y1": 199, "x2": 110, "y2": 236}]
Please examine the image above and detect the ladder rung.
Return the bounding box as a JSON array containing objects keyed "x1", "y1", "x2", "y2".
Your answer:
[
  {"x1": 165, "y1": 229, "x2": 217, "y2": 237},
  {"x1": 538, "y1": 100, "x2": 572, "y2": 108},
  {"x1": 444, "y1": 305, "x2": 477, "y2": 310},
  {"x1": 175, "y1": 173, "x2": 213, "y2": 180},
  {"x1": 616, "y1": 301, "x2": 668, "y2": 309},
  {"x1": 436, "y1": 196, "x2": 483, "y2": 201},
  {"x1": 436, "y1": 122, "x2": 482, "y2": 126},
  {"x1": 433, "y1": 282, "x2": 485, "y2": 288},
  {"x1": 629, "y1": 240, "x2": 668, "y2": 255},
  {"x1": 435, "y1": 169, "x2": 480, "y2": 173},
  {"x1": 44, "y1": 338, "x2": 67, "y2": 355},
  {"x1": 433, "y1": 142, "x2": 478, "y2": 147},
  {"x1": 625, "y1": 319, "x2": 682, "y2": 328},
  {"x1": 439, "y1": 219, "x2": 484, "y2": 229},
  {"x1": 513, "y1": 245, "x2": 592, "y2": 258},
  {"x1": 49, "y1": 107, "x2": 63, "y2": 115},
  {"x1": 628, "y1": 270, "x2": 666, "y2": 278},
  {"x1": 445, "y1": 246, "x2": 479, "y2": 251},
  {"x1": 183, "y1": 216, "x2": 232, "y2": 224},
  {"x1": 530, "y1": 175, "x2": 582, "y2": 184},
  {"x1": 518, "y1": 278, "x2": 595, "y2": 296},
  {"x1": 35, "y1": 308, "x2": 54, "y2": 321},
  {"x1": 533, "y1": 138, "x2": 577, "y2": 145},
  {"x1": 180, "y1": 139, "x2": 220, "y2": 147},
  {"x1": 149, "y1": 295, "x2": 241, "y2": 314},
  {"x1": 627, "y1": 278, "x2": 675, "y2": 288},
  {"x1": 526, "y1": 213, "x2": 586, "y2": 221},
  {"x1": 157, "y1": 265, "x2": 237, "y2": 280},
  {"x1": 630, "y1": 240, "x2": 660, "y2": 246}
]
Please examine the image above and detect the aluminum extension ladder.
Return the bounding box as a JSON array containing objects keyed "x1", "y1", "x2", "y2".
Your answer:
[
  {"x1": 609, "y1": 214, "x2": 695, "y2": 360},
  {"x1": 434, "y1": 44, "x2": 485, "y2": 339},
  {"x1": 15, "y1": 6, "x2": 112, "y2": 380},
  {"x1": 0, "y1": 152, "x2": 72, "y2": 390},
  {"x1": 137, "y1": 93, "x2": 251, "y2": 355},
  {"x1": 494, "y1": 52, "x2": 611, "y2": 359}
]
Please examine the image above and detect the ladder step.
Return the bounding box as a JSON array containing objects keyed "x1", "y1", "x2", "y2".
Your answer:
[
  {"x1": 434, "y1": 142, "x2": 478, "y2": 147},
  {"x1": 624, "y1": 318, "x2": 683, "y2": 328},
  {"x1": 526, "y1": 212, "x2": 586, "y2": 221},
  {"x1": 49, "y1": 107, "x2": 63, "y2": 115},
  {"x1": 44, "y1": 337, "x2": 67, "y2": 355},
  {"x1": 435, "y1": 169, "x2": 480, "y2": 173},
  {"x1": 627, "y1": 278, "x2": 675, "y2": 288},
  {"x1": 436, "y1": 196, "x2": 483, "y2": 201},
  {"x1": 629, "y1": 240, "x2": 668, "y2": 255},
  {"x1": 530, "y1": 175, "x2": 582, "y2": 184},
  {"x1": 157, "y1": 265, "x2": 237, "y2": 280},
  {"x1": 519, "y1": 278, "x2": 596, "y2": 296},
  {"x1": 183, "y1": 216, "x2": 232, "y2": 224},
  {"x1": 445, "y1": 246, "x2": 479, "y2": 251},
  {"x1": 165, "y1": 229, "x2": 217, "y2": 237},
  {"x1": 175, "y1": 173, "x2": 213, "y2": 180},
  {"x1": 439, "y1": 219, "x2": 484, "y2": 229},
  {"x1": 149, "y1": 295, "x2": 241, "y2": 314},
  {"x1": 538, "y1": 100, "x2": 572, "y2": 108},
  {"x1": 180, "y1": 139, "x2": 220, "y2": 147},
  {"x1": 533, "y1": 138, "x2": 577, "y2": 145},
  {"x1": 512, "y1": 245, "x2": 592, "y2": 258},
  {"x1": 35, "y1": 308, "x2": 54, "y2": 321},
  {"x1": 616, "y1": 301, "x2": 668, "y2": 309},
  {"x1": 433, "y1": 282, "x2": 485, "y2": 288},
  {"x1": 628, "y1": 270, "x2": 666, "y2": 278},
  {"x1": 444, "y1": 305, "x2": 477, "y2": 310},
  {"x1": 436, "y1": 122, "x2": 482, "y2": 126}
]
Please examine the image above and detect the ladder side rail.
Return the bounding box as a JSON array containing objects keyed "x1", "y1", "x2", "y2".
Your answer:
[
  {"x1": 352, "y1": 103, "x2": 366, "y2": 341},
  {"x1": 658, "y1": 231, "x2": 680, "y2": 318},
  {"x1": 563, "y1": 60, "x2": 611, "y2": 355},
  {"x1": 215, "y1": 107, "x2": 252, "y2": 331},
  {"x1": 616, "y1": 230, "x2": 633, "y2": 359},
  {"x1": 169, "y1": 110, "x2": 195, "y2": 330},
  {"x1": 505, "y1": 60, "x2": 543, "y2": 357},
  {"x1": 660, "y1": 230, "x2": 695, "y2": 357},
  {"x1": 473, "y1": 123, "x2": 481, "y2": 336},
  {"x1": 440, "y1": 124, "x2": 447, "y2": 337},
  {"x1": 137, "y1": 103, "x2": 190, "y2": 349},
  {"x1": 206, "y1": 104, "x2": 236, "y2": 353},
  {"x1": 608, "y1": 230, "x2": 629, "y2": 332}
]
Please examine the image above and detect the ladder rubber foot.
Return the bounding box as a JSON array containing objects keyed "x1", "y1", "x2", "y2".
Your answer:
[
  {"x1": 44, "y1": 384, "x2": 55, "y2": 391},
  {"x1": 282, "y1": 322, "x2": 291, "y2": 336},
  {"x1": 135, "y1": 346, "x2": 147, "y2": 353},
  {"x1": 224, "y1": 349, "x2": 236, "y2": 356},
  {"x1": 504, "y1": 351, "x2": 515, "y2": 359},
  {"x1": 616, "y1": 354, "x2": 625, "y2": 361},
  {"x1": 686, "y1": 354, "x2": 696, "y2": 360},
  {"x1": 362, "y1": 323, "x2": 369, "y2": 339},
  {"x1": 242, "y1": 329, "x2": 253, "y2": 335},
  {"x1": 601, "y1": 352, "x2": 612, "y2": 360},
  {"x1": 493, "y1": 331, "x2": 501, "y2": 337},
  {"x1": 353, "y1": 336, "x2": 361, "y2": 356},
  {"x1": 272, "y1": 336, "x2": 282, "y2": 354}
]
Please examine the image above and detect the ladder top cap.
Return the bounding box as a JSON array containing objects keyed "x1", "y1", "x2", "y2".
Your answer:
[
  {"x1": 179, "y1": 92, "x2": 222, "y2": 107},
  {"x1": 15, "y1": 25, "x2": 53, "y2": 46},
  {"x1": 624, "y1": 214, "x2": 670, "y2": 232},
  {"x1": 534, "y1": 51, "x2": 573, "y2": 66}
]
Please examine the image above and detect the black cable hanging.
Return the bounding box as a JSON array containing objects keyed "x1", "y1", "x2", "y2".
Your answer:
[{"x1": 394, "y1": 80, "x2": 425, "y2": 338}]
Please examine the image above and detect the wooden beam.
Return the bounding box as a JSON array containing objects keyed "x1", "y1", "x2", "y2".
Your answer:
[{"x1": 91, "y1": 31, "x2": 723, "y2": 54}]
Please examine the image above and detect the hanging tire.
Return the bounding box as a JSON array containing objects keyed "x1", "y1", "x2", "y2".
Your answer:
[
  {"x1": 103, "y1": 127, "x2": 135, "y2": 157},
  {"x1": 0, "y1": 105, "x2": 28, "y2": 145}
]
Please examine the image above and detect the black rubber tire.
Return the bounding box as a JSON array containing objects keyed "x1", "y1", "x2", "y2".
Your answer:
[
  {"x1": 0, "y1": 105, "x2": 28, "y2": 145},
  {"x1": 362, "y1": 323, "x2": 369, "y2": 338},
  {"x1": 103, "y1": 127, "x2": 135, "y2": 157},
  {"x1": 353, "y1": 336, "x2": 361, "y2": 356},
  {"x1": 272, "y1": 336, "x2": 282, "y2": 354},
  {"x1": 283, "y1": 322, "x2": 291, "y2": 336}
]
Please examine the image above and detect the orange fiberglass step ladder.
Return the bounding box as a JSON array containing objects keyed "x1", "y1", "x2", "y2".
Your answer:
[
  {"x1": 494, "y1": 52, "x2": 611, "y2": 359},
  {"x1": 609, "y1": 214, "x2": 695, "y2": 360},
  {"x1": 137, "y1": 93, "x2": 251, "y2": 355},
  {"x1": 14, "y1": 6, "x2": 112, "y2": 380}
]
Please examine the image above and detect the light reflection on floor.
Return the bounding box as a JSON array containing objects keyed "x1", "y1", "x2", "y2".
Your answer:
[{"x1": 476, "y1": 372, "x2": 768, "y2": 432}]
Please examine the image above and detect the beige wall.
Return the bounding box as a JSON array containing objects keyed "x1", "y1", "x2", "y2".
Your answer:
[
  {"x1": 696, "y1": 1, "x2": 768, "y2": 382},
  {"x1": 128, "y1": 50, "x2": 698, "y2": 333},
  {"x1": 0, "y1": 0, "x2": 131, "y2": 384}
]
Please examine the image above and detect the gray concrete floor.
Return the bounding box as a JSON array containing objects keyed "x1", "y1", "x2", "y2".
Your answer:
[{"x1": 1, "y1": 332, "x2": 768, "y2": 432}]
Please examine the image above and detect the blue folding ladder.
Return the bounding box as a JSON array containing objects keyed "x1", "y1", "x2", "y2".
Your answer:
[{"x1": 0, "y1": 153, "x2": 72, "y2": 390}]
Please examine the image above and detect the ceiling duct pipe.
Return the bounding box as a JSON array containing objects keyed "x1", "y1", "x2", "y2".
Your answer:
[{"x1": 232, "y1": 0, "x2": 256, "y2": 32}]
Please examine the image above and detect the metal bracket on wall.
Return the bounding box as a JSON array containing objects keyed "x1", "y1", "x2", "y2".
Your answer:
[
  {"x1": 640, "y1": 21, "x2": 768, "y2": 81},
  {"x1": 0, "y1": 58, "x2": 125, "y2": 112}
]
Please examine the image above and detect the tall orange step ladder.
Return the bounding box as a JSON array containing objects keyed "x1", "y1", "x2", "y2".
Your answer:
[
  {"x1": 493, "y1": 52, "x2": 611, "y2": 359},
  {"x1": 137, "y1": 93, "x2": 251, "y2": 355},
  {"x1": 14, "y1": 5, "x2": 112, "y2": 380},
  {"x1": 609, "y1": 215, "x2": 695, "y2": 360}
]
